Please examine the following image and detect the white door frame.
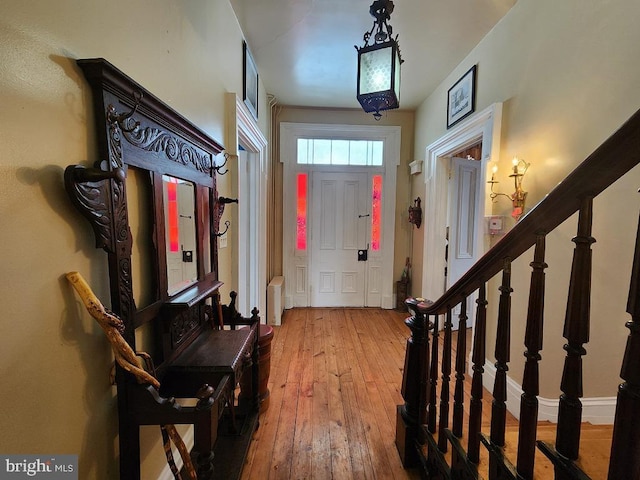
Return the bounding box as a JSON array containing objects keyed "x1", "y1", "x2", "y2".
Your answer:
[
  {"x1": 421, "y1": 103, "x2": 503, "y2": 304},
  {"x1": 225, "y1": 93, "x2": 268, "y2": 319},
  {"x1": 280, "y1": 122, "x2": 401, "y2": 309}
]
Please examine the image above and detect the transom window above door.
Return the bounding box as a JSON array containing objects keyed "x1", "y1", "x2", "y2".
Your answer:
[{"x1": 297, "y1": 138, "x2": 383, "y2": 166}]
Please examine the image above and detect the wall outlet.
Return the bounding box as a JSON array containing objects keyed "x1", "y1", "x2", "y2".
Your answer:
[{"x1": 219, "y1": 234, "x2": 228, "y2": 248}]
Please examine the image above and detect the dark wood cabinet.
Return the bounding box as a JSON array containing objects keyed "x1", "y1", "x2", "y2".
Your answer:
[{"x1": 65, "y1": 58, "x2": 259, "y2": 479}]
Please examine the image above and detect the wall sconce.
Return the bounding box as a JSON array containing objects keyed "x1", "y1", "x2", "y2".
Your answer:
[
  {"x1": 408, "y1": 197, "x2": 422, "y2": 228},
  {"x1": 488, "y1": 157, "x2": 530, "y2": 221}
]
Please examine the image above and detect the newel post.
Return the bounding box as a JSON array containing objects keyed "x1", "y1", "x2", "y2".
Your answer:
[{"x1": 396, "y1": 297, "x2": 432, "y2": 467}]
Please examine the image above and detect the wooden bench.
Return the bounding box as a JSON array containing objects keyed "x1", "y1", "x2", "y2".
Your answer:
[{"x1": 65, "y1": 58, "x2": 259, "y2": 479}]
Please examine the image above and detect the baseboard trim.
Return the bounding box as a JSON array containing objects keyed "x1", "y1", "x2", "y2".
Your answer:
[
  {"x1": 482, "y1": 360, "x2": 616, "y2": 425},
  {"x1": 382, "y1": 294, "x2": 394, "y2": 310}
]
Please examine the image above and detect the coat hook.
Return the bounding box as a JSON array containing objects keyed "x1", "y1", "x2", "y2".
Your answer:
[
  {"x1": 214, "y1": 153, "x2": 230, "y2": 175},
  {"x1": 108, "y1": 90, "x2": 144, "y2": 133},
  {"x1": 216, "y1": 220, "x2": 231, "y2": 237},
  {"x1": 214, "y1": 196, "x2": 238, "y2": 237}
]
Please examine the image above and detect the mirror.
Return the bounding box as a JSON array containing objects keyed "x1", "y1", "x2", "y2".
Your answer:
[{"x1": 163, "y1": 175, "x2": 198, "y2": 295}]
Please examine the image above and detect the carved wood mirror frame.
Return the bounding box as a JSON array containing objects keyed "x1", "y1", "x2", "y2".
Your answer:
[{"x1": 65, "y1": 58, "x2": 225, "y2": 363}]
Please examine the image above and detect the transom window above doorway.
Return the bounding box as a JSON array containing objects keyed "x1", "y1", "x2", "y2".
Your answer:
[{"x1": 297, "y1": 138, "x2": 383, "y2": 166}]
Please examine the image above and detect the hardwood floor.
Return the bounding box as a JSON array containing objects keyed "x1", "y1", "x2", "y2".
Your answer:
[
  {"x1": 240, "y1": 308, "x2": 612, "y2": 479},
  {"x1": 241, "y1": 307, "x2": 417, "y2": 479}
]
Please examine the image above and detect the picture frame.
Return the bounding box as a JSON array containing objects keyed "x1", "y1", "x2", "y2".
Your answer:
[
  {"x1": 243, "y1": 41, "x2": 259, "y2": 120},
  {"x1": 447, "y1": 65, "x2": 476, "y2": 129}
]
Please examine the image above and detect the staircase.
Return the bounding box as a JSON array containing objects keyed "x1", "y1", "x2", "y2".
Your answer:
[{"x1": 396, "y1": 107, "x2": 640, "y2": 479}]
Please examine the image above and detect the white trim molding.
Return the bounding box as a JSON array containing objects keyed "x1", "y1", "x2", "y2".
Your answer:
[
  {"x1": 409, "y1": 159, "x2": 423, "y2": 175},
  {"x1": 225, "y1": 93, "x2": 268, "y2": 318},
  {"x1": 421, "y1": 102, "x2": 503, "y2": 304},
  {"x1": 483, "y1": 361, "x2": 616, "y2": 425}
]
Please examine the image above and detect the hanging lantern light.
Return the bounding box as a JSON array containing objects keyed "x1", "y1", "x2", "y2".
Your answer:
[{"x1": 356, "y1": 0, "x2": 404, "y2": 120}]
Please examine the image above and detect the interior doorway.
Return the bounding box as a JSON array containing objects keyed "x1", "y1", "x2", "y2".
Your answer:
[
  {"x1": 226, "y1": 93, "x2": 268, "y2": 319},
  {"x1": 421, "y1": 103, "x2": 503, "y2": 326},
  {"x1": 236, "y1": 148, "x2": 260, "y2": 316}
]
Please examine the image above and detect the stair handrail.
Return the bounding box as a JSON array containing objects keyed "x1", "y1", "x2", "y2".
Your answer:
[{"x1": 421, "y1": 107, "x2": 640, "y2": 315}]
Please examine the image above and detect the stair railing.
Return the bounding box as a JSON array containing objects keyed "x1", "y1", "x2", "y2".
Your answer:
[{"x1": 396, "y1": 107, "x2": 640, "y2": 480}]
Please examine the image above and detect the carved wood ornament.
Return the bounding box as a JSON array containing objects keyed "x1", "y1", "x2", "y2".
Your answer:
[{"x1": 64, "y1": 58, "x2": 241, "y2": 480}]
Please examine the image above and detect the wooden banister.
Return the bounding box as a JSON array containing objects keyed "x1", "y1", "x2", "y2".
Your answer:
[
  {"x1": 396, "y1": 106, "x2": 640, "y2": 480},
  {"x1": 418, "y1": 108, "x2": 640, "y2": 318}
]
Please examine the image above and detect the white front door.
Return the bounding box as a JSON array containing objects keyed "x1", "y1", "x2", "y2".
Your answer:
[
  {"x1": 447, "y1": 156, "x2": 482, "y2": 329},
  {"x1": 310, "y1": 172, "x2": 369, "y2": 307}
]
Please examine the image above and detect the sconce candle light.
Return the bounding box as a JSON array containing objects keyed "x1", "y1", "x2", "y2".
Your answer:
[
  {"x1": 488, "y1": 157, "x2": 530, "y2": 221},
  {"x1": 408, "y1": 197, "x2": 422, "y2": 228}
]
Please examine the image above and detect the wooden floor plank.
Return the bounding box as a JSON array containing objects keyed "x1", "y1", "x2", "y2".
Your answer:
[
  {"x1": 344, "y1": 309, "x2": 377, "y2": 383},
  {"x1": 312, "y1": 381, "x2": 332, "y2": 479},
  {"x1": 312, "y1": 309, "x2": 328, "y2": 385},
  {"x1": 241, "y1": 307, "x2": 610, "y2": 479},
  {"x1": 241, "y1": 375, "x2": 285, "y2": 479},
  {"x1": 290, "y1": 380, "x2": 313, "y2": 479},
  {"x1": 324, "y1": 309, "x2": 355, "y2": 480},
  {"x1": 340, "y1": 380, "x2": 376, "y2": 480},
  {"x1": 266, "y1": 382, "x2": 299, "y2": 480}
]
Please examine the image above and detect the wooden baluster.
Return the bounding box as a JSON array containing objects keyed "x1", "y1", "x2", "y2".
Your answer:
[
  {"x1": 555, "y1": 197, "x2": 594, "y2": 462},
  {"x1": 468, "y1": 284, "x2": 488, "y2": 463},
  {"x1": 487, "y1": 259, "x2": 513, "y2": 479},
  {"x1": 491, "y1": 259, "x2": 512, "y2": 448},
  {"x1": 452, "y1": 297, "x2": 468, "y2": 438},
  {"x1": 396, "y1": 298, "x2": 431, "y2": 467},
  {"x1": 419, "y1": 314, "x2": 432, "y2": 439},
  {"x1": 516, "y1": 234, "x2": 547, "y2": 480},
  {"x1": 438, "y1": 308, "x2": 453, "y2": 452},
  {"x1": 428, "y1": 314, "x2": 440, "y2": 433},
  {"x1": 608, "y1": 205, "x2": 640, "y2": 479}
]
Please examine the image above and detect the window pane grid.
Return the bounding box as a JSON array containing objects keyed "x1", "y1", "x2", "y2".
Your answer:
[{"x1": 297, "y1": 138, "x2": 383, "y2": 166}]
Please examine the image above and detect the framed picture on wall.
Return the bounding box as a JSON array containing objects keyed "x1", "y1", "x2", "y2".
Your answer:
[
  {"x1": 243, "y1": 41, "x2": 258, "y2": 120},
  {"x1": 447, "y1": 65, "x2": 476, "y2": 129}
]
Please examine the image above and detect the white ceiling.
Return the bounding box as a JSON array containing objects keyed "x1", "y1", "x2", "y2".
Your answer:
[{"x1": 230, "y1": 0, "x2": 516, "y2": 110}]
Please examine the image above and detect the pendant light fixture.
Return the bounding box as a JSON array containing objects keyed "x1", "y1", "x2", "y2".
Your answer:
[{"x1": 356, "y1": 0, "x2": 404, "y2": 120}]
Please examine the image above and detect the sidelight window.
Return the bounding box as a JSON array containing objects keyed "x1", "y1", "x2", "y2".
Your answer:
[
  {"x1": 371, "y1": 175, "x2": 382, "y2": 251},
  {"x1": 296, "y1": 172, "x2": 308, "y2": 250}
]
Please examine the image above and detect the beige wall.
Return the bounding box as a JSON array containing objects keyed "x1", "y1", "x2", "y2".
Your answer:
[
  {"x1": 411, "y1": 0, "x2": 640, "y2": 397},
  {"x1": 0, "y1": 1, "x2": 268, "y2": 478},
  {"x1": 274, "y1": 106, "x2": 416, "y2": 291}
]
